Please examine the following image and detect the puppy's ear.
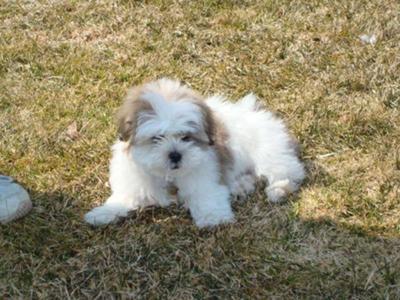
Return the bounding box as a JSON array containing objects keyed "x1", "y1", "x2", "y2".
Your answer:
[
  {"x1": 116, "y1": 86, "x2": 152, "y2": 143},
  {"x1": 195, "y1": 101, "x2": 217, "y2": 146},
  {"x1": 116, "y1": 111, "x2": 134, "y2": 142},
  {"x1": 195, "y1": 100, "x2": 233, "y2": 180}
]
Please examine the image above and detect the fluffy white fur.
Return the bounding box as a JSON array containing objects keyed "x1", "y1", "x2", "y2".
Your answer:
[{"x1": 85, "y1": 79, "x2": 305, "y2": 228}]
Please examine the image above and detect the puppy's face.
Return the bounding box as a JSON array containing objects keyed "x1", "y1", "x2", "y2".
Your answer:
[{"x1": 117, "y1": 79, "x2": 216, "y2": 179}]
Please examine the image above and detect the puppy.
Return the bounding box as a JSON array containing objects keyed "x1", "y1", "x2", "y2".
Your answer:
[{"x1": 85, "y1": 78, "x2": 305, "y2": 228}]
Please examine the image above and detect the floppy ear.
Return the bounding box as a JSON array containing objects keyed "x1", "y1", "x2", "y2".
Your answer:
[
  {"x1": 195, "y1": 101, "x2": 217, "y2": 146},
  {"x1": 195, "y1": 100, "x2": 233, "y2": 181},
  {"x1": 116, "y1": 86, "x2": 152, "y2": 143},
  {"x1": 116, "y1": 111, "x2": 134, "y2": 142}
]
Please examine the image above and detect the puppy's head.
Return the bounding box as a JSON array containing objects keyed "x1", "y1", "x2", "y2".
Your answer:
[{"x1": 117, "y1": 78, "x2": 217, "y2": 178}]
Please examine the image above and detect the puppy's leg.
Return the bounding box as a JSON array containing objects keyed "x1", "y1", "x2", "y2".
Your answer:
[
  {"x1": 227, "y1": 171, "x2": 256, "y2": 201},
  {"x1": 85, "y1": 142, "x2": 168, "y2": 226},
  {"x1": 255, "y1": 152, "x2": 305, "y2": 203},
  {"x1": 177, "y1": 163, "x2": 234, "y2": 228},
  {"x1": 84, "y1": 195, "x2": 135, "y2": 226}
]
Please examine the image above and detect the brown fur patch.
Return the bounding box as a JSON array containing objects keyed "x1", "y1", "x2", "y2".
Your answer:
[
  {"x1": 116, "y1": 85, "x2": 153, "y2": 143},
  {"x1": 193, "y1": 100, "x2": 233, "y2": 182}
]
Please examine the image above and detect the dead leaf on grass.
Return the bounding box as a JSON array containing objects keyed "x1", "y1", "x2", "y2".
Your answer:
[{"x1": 65, "y1": 121, "x2": 80, "y2": 140}]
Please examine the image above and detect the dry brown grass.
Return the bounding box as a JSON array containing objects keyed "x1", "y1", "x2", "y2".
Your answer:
[{"x1": 1, "y1": 0, "x2": 399, "y2": 298}]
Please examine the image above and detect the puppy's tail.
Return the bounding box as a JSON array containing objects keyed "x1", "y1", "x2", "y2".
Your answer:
[{"x1": 237, "y1": 93, "x2": 263, "y2": 111}]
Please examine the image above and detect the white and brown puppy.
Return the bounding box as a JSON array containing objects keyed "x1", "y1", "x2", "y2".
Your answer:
[{"x1": 85, "y1": 78, "x2": 305, "y2": 228}]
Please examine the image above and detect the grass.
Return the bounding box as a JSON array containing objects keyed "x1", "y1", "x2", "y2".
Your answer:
[{"x1": 1, "y1": 0, "x2": 399, "y2": 298}]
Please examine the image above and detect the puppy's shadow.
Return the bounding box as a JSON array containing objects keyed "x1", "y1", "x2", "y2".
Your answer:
[
  {"x1": 27, "y1": 188, "x2": 190, "y2": 228},
  {"x1": 125, "y1": 203, "x2": 191, "y2": 226},
  {"x1": 302, "y1": 158, "x2": 337, "y2": 188}
]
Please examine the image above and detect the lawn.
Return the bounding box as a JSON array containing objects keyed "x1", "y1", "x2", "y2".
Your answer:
[{"x1": 1, "y1": 0, "x2": 399, "y2": 298}]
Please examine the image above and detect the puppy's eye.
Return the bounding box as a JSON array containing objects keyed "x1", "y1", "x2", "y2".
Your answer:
[
  {"x1": 181, "y1": 135, "x2": 191, "y2": 142},
  {"x1": 151, "y1": 135, "x2": 164, "y2": 143}
]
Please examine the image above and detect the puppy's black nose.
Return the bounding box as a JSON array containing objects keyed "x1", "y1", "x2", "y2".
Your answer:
[{"x1": 168, "y1": 151, "x2": 182, "y2": 163}]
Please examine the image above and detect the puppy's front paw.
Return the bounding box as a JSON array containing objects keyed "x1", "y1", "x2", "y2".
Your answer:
[{"x1": 84, "y1": 205, "x2": 127, "y2": 226}]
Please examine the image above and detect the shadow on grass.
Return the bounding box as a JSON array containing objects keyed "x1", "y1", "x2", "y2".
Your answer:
[{"x1": 1, "y1": 170, "x2": 399, "y2": 298}]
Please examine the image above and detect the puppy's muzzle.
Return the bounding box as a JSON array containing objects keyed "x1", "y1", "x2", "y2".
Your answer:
[{"x1": 168, "y1": 151, "x2": 182, "y2": 169}]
